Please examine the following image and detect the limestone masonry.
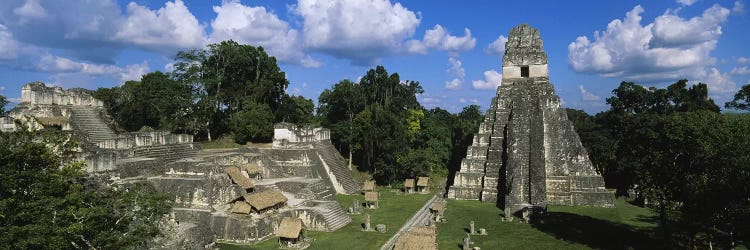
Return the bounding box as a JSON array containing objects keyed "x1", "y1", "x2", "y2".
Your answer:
[
  {"x1": 448, "y1": 24, "x2": 613, "y2": 216},
  {"x1": 2, "y1": 83, "x2": 359, "y2": 248}
]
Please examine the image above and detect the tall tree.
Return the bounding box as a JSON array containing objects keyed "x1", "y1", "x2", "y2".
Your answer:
[
  {"x1": 319, "y1": 66, "x2": 424, "y2": 183},
  {"x1": 0, "y1": 94, "x2": 9, "y2": 116},
  {"x1": 725, "y1": 83, "x2": 750, "y2": 111},
  {"x1": 230, "y1": 102, "x2": 274, "y2": 144},
  {"x1": 173, "y1": 41, "x2": 290, "y2": 140},
  {"x1": 275, "y1": 95, "x2": 315, "y2": 125},
  {"x1": 0, "y1": 130, "x2": 172, "y2": 249},
  {"x1": 318, "y1": 79, "x2": 365, "y2": 169}
]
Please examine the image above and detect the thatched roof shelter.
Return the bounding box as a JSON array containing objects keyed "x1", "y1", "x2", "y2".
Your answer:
[
  {"x1": 243, "y1": 189, "x2": 288, "y2": 211},
  {"x1": 417, "y1": 177, "x2": 430, "y2": 187},
  {"x1": 230, "y1": 201, "x2": 253, "y2": 214},
  {"x1": 393, "y1": 226, "x2": 437, "y2": 250},
  {"x1": 363, "y1": 180, "x2": 376, "y2": 191},
  {"x1": 276, "y1": 217, "x2": 303, "y2": 239},
  {"x1": 405, "y1": 179, "x2": 415, "y2": 188},
  {"x1": 225, "y1": 166, "x2": 254, "y2": 190},
  {"x1": 241, "y1": 163, "x2": 261, "y2": 175},
  {"x1": 364, "y1": 191, "x2": 378, "y2": 202}
]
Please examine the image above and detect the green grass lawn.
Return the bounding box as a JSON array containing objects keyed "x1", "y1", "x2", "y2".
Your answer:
[
  {"x1": 437, "y1": 198, "x2": 660, "y2": 250},
  {"x1": 219, "y1": 189, "x2": 433, "y2": 250}
]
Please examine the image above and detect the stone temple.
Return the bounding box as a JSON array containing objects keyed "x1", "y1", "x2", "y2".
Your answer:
[
  {"x1": 448, "y1": 24, "x2": 613, "y2": 216},
  {"x1": 1, "y1": 82, "x2": 360, "y2": 248}
]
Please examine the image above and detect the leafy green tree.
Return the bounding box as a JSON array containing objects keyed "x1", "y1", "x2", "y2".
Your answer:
[
  {"x1": 725, "y1": 83, "x2": 750, "y2": 111},
  {"x1": 449, "y1": 105, "x2": 483, "y2": 174},
  {"x1": 95, "y1": 71, "x2": 191, "y2": 132},
  {"x1": 0, "y1": 130, "x2": 172, "y2": 249},
  {"x1": 318, "y1": 79, "x2": 365, "y2": 169},
  {"x1": 275, "y1": 95, "x2": 315, "y2": 125},
  {"x1": 0, "y1": 94, "x2": 9, "y2": 116},
  {"x1": 173, "y1": 41, "x2": 290, "y2": 140},
  {"x1": 566, "y1": 109, "x2": 619, "y2": 189},
  {"x1": 174, "y1": 41, "x2": 289, "y2": 114},
  {"x1": 318, "y1": 66, "x2": 424, "y2": 183},
  {"x1": 416, "y1": 108, "x2": 454, "y2": 175},
  {"x1": 405, "y1": 109, "x2": 425, "y2": 143},
  {"x1": 230, "y1": 102, "x2": 274, "y2": 144}
]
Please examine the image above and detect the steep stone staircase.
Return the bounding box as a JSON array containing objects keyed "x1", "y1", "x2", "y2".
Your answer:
[
  {"x1": 317, "y1": 201, "x2": 351, "y2": 231},
  {"x1": 133, "y1": 143, "x2": 198, "y2": 163},
  {"x1": 68, "y1": 106, "x2": 116, "y2": 143},
  {"x1": 307, "y1": 179, "x2": 336, "y2": 200},
  {"x1": 313, "y1": 141, "x2": 360, "y2": 193}
]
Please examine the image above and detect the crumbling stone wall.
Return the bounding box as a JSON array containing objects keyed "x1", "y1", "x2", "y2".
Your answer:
[{"x1": 21, "y1": 81, "x2": 102, "y2": 107}]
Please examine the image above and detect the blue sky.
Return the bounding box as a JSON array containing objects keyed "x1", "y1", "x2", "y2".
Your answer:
[{"x1": 0, "y1": 0, "x2": 748, "y2": 114}]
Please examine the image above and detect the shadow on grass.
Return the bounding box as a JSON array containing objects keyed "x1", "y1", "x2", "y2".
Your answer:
[{"x1": 530, "y1": 212, "x2": 659, "y2": 250}]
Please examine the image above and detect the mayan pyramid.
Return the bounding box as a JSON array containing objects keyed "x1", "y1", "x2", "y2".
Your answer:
[{"x1": 447, "y1": 24, "x2": 613, "y2": 216}]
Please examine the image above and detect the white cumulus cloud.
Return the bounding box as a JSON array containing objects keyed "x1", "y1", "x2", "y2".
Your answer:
[
  {"x1": 486, "y1": 35, "x2": 508, "y2": 56},
  {"x1": 0, "y1": 24, "x2": 19, "y2": 60},
  {"x1": 407, "y1": 24, "x2": 476, "y2": 55},
  {"x1": 294, "y1": 0, "x2": 421, "y2": 64},
  {"x1": 37, "y1": 54, "x2": 150, "y2": 85},
  {"x1": 568, "y1": 4, "x2": 730, "y2": 84},
  {"x1": 737, "y1": 57, "x2": 750, "y2": 64},
  {"x1": 730, "y1": 66, "x2": 750, "y2": 75},
  {"x1": 116, "y1": 0, "x2": 205, "y2": 53},
  {"x1": 13, "y1": 0, "x2": 47, "y2": 20},
  {"x1": 444, "y1": 57, "x2": 465, "y2": 90},
  {"x1": 578, "y1": 85, "x2": 601, "y2": 101},
  {"x1": 677, "y1": 0, "x2": 699, "y2": 6},
  {"x1": 733, "y1": 1, "x2": 745, "y2": 14},
  {"x1": 699, "y1": 67, "x2": 736, "y2": 94},
  {"x1": 472, "y1": 70, "x2": 502, "y2": 90},
  {"x1": 210, "y1": 0, "x2": 320, "y2": 67}
]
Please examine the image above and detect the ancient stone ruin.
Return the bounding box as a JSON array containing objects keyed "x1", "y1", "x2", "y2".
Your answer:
[
  {"x1": 448, "y1": 24, "x2": 613, "y2": 217},
  {"x1": 393, "y1": 226, "x2": 438, "y2": 250},
  {"x1": 2, "y1": 82, "x2": 361, "y2": 247}
]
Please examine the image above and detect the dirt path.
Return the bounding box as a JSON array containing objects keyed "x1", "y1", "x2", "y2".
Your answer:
[{"x1": 379, "y1": 193, "x2": 443, "y2": 250}]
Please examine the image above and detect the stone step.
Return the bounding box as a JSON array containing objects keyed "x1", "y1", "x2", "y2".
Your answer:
[
  {"x1": 69, "y1": 107, "x2": 117, "y2": 143},
  {"x1": 320, "y1": 202, "x2": 351, "y2": 231},
  {"x1": 313, "y1": 142, "x2": 359, "y2": 193}
]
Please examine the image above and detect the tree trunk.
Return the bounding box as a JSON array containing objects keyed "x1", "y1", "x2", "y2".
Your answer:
[
  {"x1": 348, "y1": 150, "x2": 353, "y2": 170},
  {"x1": 206, "y1": 121, "x2": 212, "y2": 142},
  {"x1": 660, "y1": 199, "x2": 671, "y2": 249}
]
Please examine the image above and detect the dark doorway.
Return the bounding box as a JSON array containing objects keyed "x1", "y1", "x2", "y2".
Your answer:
[{"x1": 521, "y1": 66, "x2": 530, "y2": 77}]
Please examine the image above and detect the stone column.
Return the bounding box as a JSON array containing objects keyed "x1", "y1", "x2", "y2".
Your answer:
[
  {"x1": 469, "y1": 221, "x2": 476, "y2": 235},
  {"x1": 463, "y1": 233, "x2": 471, "y2": 250},
  {"x1": 364, "y1": 213, "x2": 371, "y2": 231}
]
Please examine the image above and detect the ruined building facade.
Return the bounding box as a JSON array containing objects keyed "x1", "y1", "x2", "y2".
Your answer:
[
  {"x1": 3, "y1": 83, "x2": 359, "y2": 247},
  {"x1": 448, "y1": 24, "x2": 613, "y2": 215}
]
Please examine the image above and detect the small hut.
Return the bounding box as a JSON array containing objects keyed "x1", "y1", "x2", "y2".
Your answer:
[
  {"x1": 241, "y1": 163, "x2": 262, "y2": 180},
  {"x1": 363, "y1": 180, "x2": 376, "y2": 193},
  {"x1": 404, "y1": 179, "x2": 415, "y2": 194},
  {"x1": 230, "y1": 201, "x2": 253, "y2": 214},
  {"x1": 429, "y1": 201, "x2": 445, "y2": 222},
  {"x1": 276, "y1": 217, "x2": 304, "y2": 246},
  {"x1": 393, "y1": 226, "x2": 438, "y2": 250},
  {"x1": 364, "y1": 191, "x2": 379, "y2": 209},
  {"x1": 225, "y1": 166, "x2": 255, "y2": 192},
  {"x1": 243, "y1": 189, "x2": 288, "y2": 214},
  {"x1": 416, "y1": 177, "x2": 430, "y2": 193}
]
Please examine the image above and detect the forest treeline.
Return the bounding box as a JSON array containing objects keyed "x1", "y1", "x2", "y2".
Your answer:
[{"x1": 567, "y1": 80, "x2": 750, "y2": 247}]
